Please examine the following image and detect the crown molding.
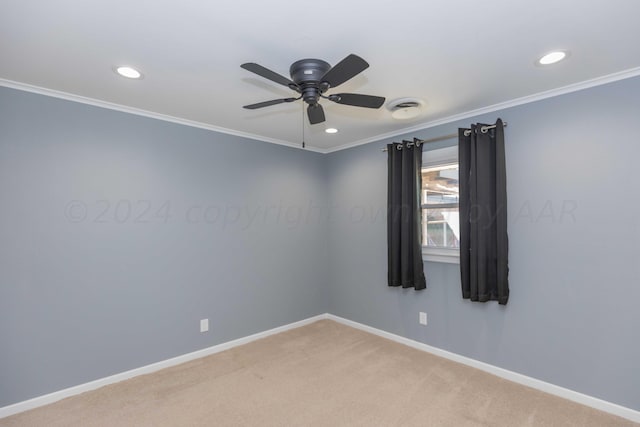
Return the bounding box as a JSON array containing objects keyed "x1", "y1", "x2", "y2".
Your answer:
[
  {"x1": 3, "y1": 66, "x2": 640, "y2": 156},
  {"x1": 0, "y1": 78, "x2": 325, "y2": 154},
  {"x1": 324, "y1": 66, "x2": 640, "y2": 153}
]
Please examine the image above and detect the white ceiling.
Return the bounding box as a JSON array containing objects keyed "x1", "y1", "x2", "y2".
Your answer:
[{"x1": 2, "y1": 0, "x2": 640, "y2": 152}]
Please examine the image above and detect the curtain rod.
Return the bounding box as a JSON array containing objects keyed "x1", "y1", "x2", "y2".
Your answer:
[{"x1": 381, "y1": 122, "x2": 507, "y2": 152}]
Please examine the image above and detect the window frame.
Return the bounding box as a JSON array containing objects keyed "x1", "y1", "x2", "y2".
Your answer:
[{"x1": 421, "y1": 145, "x2": 460, "y2": 264}]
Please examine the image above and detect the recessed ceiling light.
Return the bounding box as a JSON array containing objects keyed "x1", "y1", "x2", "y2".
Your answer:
[
  {"x1": 537, "y1": 51, "x2": 568, "y2": 66},
  {"x1": 115, "y1": 66, "x2": 143, "y2": 79},
  {"x1": 325, "y1": 128, "x2": 338, "y2": 134}
]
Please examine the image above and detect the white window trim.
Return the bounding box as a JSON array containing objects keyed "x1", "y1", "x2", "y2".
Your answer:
[
  {"x1": 422, "y1": 145, "x2": 460, "y2": 264},
  {"x1": 423, "y1": 247, "x2": 460, "y2": 264}
]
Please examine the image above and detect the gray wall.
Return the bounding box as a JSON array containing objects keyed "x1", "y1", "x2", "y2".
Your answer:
[
  {"x1": 326, "y1": 76, "x2": 640, "y2": 411},
  {"x1": 0, "y1": 87, "x2": 329, "y2": 407},
  {"x1": 2, "y1": 75, "x2": 640, "y2": 412}
]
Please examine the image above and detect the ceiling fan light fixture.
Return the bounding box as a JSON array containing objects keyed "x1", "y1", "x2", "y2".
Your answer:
[{"x1": 115, "y1": 66, "x2": 143, "y2": 79}]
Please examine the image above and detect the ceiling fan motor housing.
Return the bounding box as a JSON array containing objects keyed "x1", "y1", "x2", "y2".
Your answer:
[
  {"x1": 290, "y1": 59, "x2": 331, "y2": 104},
  {"x1": 289, "y1": 59, "x2": 331, "y2": 84}
]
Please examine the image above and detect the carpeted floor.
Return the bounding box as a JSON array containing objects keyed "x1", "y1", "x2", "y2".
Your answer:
[{"x1": 1, "y1": 320, "x2": 637, "y2": 426}]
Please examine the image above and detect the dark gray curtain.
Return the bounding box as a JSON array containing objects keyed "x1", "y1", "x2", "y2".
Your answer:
[
  {"x1": 387, "y1": 140, "x2": 426, "y2": 290},
  {"x1": 458, "y1": 119, "x2": 509, "y2": 304}
]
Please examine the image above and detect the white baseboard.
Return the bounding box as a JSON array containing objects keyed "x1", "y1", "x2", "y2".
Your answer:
[
  {"x1": 326, "y1": 314, "x2": 640, "y2": 423},
  {"x1": 0, "y1": 314, "x2": 328, "y2": 419},
  {"x1": 2, "y1": 313, "x2": 639, "y2": 423}
]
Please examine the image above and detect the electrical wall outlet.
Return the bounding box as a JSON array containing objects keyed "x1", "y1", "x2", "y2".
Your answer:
[
  {"x1": 419, "y1": 312, "x2": 428, "y2": 326},
  {"x1": 200, "y1": 318, "x2": 209, "y2": 333}
]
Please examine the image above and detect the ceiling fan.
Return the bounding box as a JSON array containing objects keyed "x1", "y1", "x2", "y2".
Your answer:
[{"x1": 240, "y1": 54, "x2": 385, "y2": 125}]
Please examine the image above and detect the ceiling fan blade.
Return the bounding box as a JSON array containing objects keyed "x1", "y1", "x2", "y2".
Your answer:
[
  {"x1": 240, "y1": 63, "x2": 296, "y2": 88},
  {"x1": 330, "y1": 93, "x2": 386, "y2": 109},
  {"x1": 243, "y1": 98, "x2": 298, "y2": 109},
  {"x1": 321, "y1": 54, "x2": 369, "y2": 89},
  {"x1": 307, "y1": 104, "x2": 326, "y2": 124}
]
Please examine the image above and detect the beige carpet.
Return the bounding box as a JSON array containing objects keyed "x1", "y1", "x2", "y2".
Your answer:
[{"x1": 1, "y1": 320, "x2": 636, "y2": 427}]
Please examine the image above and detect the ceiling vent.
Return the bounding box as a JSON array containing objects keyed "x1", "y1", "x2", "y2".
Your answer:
[{"x1": 387, "y1": 97, "x2": 426, "y2": 120}]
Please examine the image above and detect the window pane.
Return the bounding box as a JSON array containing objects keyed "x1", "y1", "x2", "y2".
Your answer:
[
  {"x1": 421, "y1": 163, "x2": 459, "y2": 205},
  {"x1": 422, "y1": 207, "x2": 460, "y2": 248},
  {"x1": 421, "y1": 163, "x2": 459, "y2": 248}
]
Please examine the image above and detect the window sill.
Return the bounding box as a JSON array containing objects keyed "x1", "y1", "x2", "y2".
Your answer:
[{"x1": 422, "y1": 247, "x2": 460, "y2": 264}]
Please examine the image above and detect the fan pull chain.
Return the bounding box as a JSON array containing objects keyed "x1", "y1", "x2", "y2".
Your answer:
[{"x1": 301, "y1": 103, "x2": 306, "y2": 149}]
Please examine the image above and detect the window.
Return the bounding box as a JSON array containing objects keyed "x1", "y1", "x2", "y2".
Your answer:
[{"x1": 421, "y1": 146, "x2": 460, "y2": 263}]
